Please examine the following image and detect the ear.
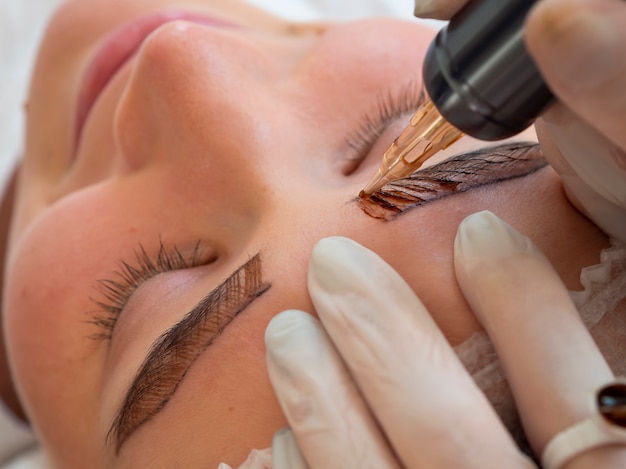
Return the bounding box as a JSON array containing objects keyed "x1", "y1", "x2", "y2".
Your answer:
[{"x1": 0, "y1": 165, "x2": 28, "y2": 423}]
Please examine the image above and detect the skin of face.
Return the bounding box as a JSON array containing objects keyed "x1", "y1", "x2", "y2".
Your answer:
[{"x1": 1, "y1": 0, "x2": 610, "y2": 467}]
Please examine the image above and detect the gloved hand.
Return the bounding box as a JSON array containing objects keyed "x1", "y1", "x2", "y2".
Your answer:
[
  {"x1": 265, "y1": 211, "x2": 626, "y2": 468},
  {"x1": 414, "y1": 0, "x2": 626, "y2": 242}
]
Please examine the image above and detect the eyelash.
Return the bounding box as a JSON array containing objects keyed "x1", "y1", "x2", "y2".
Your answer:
[
  {"x1": 89, "y1": 241, "x2": 205, "y2": 340},
  {"x1": 343, "y1": 81, "x2": 426, "y2": 174}
]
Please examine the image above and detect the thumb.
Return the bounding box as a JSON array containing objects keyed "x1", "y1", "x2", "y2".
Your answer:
[
  {"x1": 526, "y1": 0, "x2": 626, "y2": 150},
  {"x1": 413, "y1": 0, "x2": 467, "y2": 19}
]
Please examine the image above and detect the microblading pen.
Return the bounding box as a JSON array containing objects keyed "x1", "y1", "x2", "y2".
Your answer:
[{"x1": 361, "y1": 0, "x2": 554, "y2": 197}]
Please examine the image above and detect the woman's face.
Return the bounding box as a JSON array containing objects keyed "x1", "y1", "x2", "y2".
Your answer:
[{"x1": 3, "y1": 0, "x2": 601, "y2": 467}]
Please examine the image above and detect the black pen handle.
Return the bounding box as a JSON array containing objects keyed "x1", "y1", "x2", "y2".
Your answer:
[{"x1": 423, "y1": 0, "x2": 554, "y2": 140}]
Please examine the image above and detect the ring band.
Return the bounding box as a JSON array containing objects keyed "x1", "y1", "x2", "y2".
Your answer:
[{"x1": 541, "y1": 379, "x2": 626, "y2": 469}]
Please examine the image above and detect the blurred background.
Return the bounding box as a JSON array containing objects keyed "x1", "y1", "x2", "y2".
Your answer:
[{"x1": 0, "y1": 0, "x2": 65, "y2": 185}]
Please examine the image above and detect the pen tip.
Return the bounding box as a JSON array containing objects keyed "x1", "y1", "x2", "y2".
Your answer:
[{"x1": 358, "y1": 190, "x2": 367, "y2": 199}]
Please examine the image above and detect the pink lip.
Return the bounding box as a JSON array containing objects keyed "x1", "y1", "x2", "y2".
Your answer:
[{"x1": 74, "y1": 11, "x2": 236, "y2": 149}]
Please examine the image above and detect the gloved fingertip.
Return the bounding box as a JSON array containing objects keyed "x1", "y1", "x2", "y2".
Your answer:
[
  {"x1": 272, "y1": 428, "x2": 309, "y2": 469},
  {"x1": 454, "y1": 212, "x2": 562, "y2": 328},
  {"x1": 308, "y1": 236, "x2": 421, "y2": 322},
  {"x1": 265, "y1": 310, "x2": 319, "y2": 356},
  {"x1": 454, "y1": 211, "x2": 542, "y2": 273},
  {"x1": 413, "y1": 0, "x2": 438, "y2": 16},
  {"x1": 413, "y1": 0, "x2": 465, "y2": 19},
  {"x1": 308, "y1": 236, "x2": 377, "y2": 295},
  {"x1": 308, "y1": 236, "x2": 390, "y2": 296}
]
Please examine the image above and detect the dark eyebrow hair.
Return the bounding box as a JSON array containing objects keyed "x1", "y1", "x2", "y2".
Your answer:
[
  {"x1": 357, "y1": 142, "x2": 547, "y2": 220},
  {"x1": 107, "y1": 253, "x2": 271, "y2": 454}
]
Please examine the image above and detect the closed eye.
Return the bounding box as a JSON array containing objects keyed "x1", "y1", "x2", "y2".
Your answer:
[
  {"x1": 88, "y1": 240, "x2": 216, "y2": 340},
  {"x1": 342, "y1": 80, "x2": 426, "y2": 176},
  {"x1": 107, "y1": 253, "x2": 271, "y2": 455}
]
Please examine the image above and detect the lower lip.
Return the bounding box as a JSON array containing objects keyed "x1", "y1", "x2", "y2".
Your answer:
[{"x1": 74, "y1": 11, "x2": 236, "y2": 149}]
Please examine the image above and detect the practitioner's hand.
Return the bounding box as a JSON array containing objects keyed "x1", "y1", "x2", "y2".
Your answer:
[
  {"x1": 414, "y1": 0, "x2": 626, "y2": 242},
  {"x1": 412, "y1": 0, "x2": 466, "y2": 19},
  {"x1": 526, "y1": 0, "x2": 626, "y2": 242},
  {"x1": 265, "y1": 211, "x2": 626, "y2": 469}
]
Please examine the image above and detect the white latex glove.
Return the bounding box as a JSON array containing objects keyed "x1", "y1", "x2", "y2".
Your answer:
[
  {"x1": 413, "y1": 0, "x2": 626, "y2": 242},
  {"x1": 265, "y1": 211, "x2": 626, "y2": 468},
  {"x1": 217, "y1": 448, "x2": 272, "y2": 469}
]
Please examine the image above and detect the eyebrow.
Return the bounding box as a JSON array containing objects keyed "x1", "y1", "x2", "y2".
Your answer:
[
  {"x1": 107, "y1": 253, "x2": 271, "y2": 454},
  {"x1": 357, "y1": 142, "x2": 547, "y2": 220}
]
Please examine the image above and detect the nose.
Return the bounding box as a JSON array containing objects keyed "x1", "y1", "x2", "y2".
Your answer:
[{"x1": 113, "y1": 20, "x2": 296, "y2": 174}]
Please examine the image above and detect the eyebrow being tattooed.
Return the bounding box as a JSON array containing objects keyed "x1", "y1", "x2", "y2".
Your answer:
[
  {"x1": 358, "y1": 142, "x2": 547, "y2": 220},
  {"x1": 107, "y1": 254, "x2": 270, "y2": 454}
]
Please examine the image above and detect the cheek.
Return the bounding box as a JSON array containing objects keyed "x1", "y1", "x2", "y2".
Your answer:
[
  {"x1": 4, "y1": 254, "x2": 104, "y2": 464},
  {"x1": 3, "y1": 195, "x2": 121, "y2": 461},
  {"x1": 6, "y1": 231, "x2": 97, "y2": 385}
]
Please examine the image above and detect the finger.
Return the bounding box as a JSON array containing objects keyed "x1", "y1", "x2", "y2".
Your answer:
[
  {"x1": 526, "y1": 0, "x2": 626, "y2": 151},
  {"x1": 413, "y1": 0, "x2": 467, "y2": 19},
  {"x1": 534, "y1": 113, "x2": 626, "y2": 243},
  {"x1": 272, "y1": 428, "x2": 309, "y2": 469},
  {"x1": 265, "y1": 310, "x2": 400, "y2": 469},
  {"x1": 307, "y1": 237, "x2": 535, "y2": 468},
  {"x1": 454, "y1": 211, "x2": 626, "y2": 467}
]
